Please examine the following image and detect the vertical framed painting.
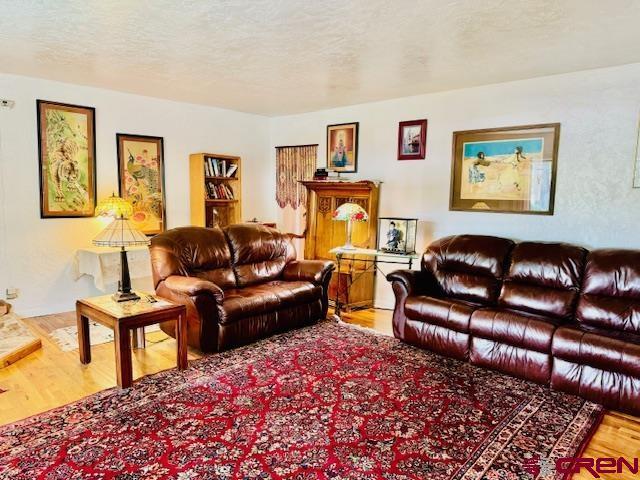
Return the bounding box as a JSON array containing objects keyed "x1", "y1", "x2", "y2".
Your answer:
[
  {"x1": 327, "y1": 122, "x2": 358, "y2": 173},
  {"x1": 398, "y1": 119, "x2": 427, "y2": 160},
  {"x1": 450, "y1": 123, "x2": 560, "y2": 215},
  {"x1": 37, "y1": 100, "x2": 96, "y2": 218},
  {"x1": 116, "y1": 134, "x2": 166, "y2": 234}
]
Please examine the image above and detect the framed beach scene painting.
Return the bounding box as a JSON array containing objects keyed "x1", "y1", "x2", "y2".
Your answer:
[
  {"x1": 117, "y1": 134, "x2": 166, "y2": 234},
  {"x1": 450, "y1": 123, "x2": 560, "y2": 215},
  {"x1": 327, "y1": 122, "x2": 358, "y2": 173}
]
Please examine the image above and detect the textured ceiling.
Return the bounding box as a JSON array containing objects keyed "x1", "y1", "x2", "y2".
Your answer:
[{"x1": 1, "y1": 0, "x2": 640, "y2": 116}]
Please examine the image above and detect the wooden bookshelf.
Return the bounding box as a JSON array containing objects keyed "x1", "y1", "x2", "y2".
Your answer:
[{"x1": 190, "y1": 153, "x2": 242, "y2": 228}]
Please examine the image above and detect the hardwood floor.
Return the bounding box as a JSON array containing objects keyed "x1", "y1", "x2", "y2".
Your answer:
[{"x1": 1, "y1": 309, "x2": 638, "y2": 479}]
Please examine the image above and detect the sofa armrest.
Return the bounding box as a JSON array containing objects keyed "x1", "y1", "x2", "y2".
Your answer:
[
  {"x1": 282, "y1": 260, "x2": 335, "y2": 285},
  {"x1": 386, "y1": 269, "x2": 435, "y2": 297},
  {"x1": 164, "y1": 275, "x2": 224, "y2": 303}
]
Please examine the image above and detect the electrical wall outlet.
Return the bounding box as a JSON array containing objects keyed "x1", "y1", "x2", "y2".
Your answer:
[
  {"x1": 0, "y1": 99, "x2": 15, "y2": 109},
  {"x1": 6, "y1": 287, "x2": 18, "y2": 300}
]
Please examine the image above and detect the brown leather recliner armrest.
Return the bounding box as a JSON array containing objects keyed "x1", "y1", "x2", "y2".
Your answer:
[
  {"x1": 386, "y1": 269, "x2": 437, "y2": 297},
  {"x1": 164, "y1": 275, "x2": 224, "y2": 304},
  {"x1": 282, "y1": 260, "x2": 335, "y2": 284}
]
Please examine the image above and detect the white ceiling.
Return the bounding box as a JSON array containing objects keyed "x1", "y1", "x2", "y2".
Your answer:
[{"x1": 1, "y1": 0, "x2": 640, "y2": 116}]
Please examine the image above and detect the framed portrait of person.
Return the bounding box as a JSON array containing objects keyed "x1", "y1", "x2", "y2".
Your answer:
[
  {"x1": 450, "y1": 123, "x2": 560, "y2": 215},
  {"x1": 327, "y1": 122, "x2": 358, "y2": 173}
]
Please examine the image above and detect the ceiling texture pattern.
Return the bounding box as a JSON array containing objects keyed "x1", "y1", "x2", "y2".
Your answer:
[{"x1": 1, "y1": 0, "x2": 640, "y2": 115}]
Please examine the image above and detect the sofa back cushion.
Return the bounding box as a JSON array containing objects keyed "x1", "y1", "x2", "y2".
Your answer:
[
  {"x1": 422, "y1": 235, "x2": 514, "y2": 304},
  {"x1": 149, "y1": 226, "x2": 236, "y2": 289},
  {"x1": 499, "y1": 242, "x2": 586, "y2": 320},
  {"x1": 224, "y1": 223, "x2": 296, "y2": 287},
  {"x1": 577, "y1": 249, "x2": 640, "y2": 334}
]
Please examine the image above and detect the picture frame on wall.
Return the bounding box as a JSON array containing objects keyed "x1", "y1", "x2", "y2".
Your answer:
[
  {"x1": 398, "y1": 119, "x2": 427, "y2": 160},
  {"x1": 116, "y1": 133, "x2": 166, "y2": 234},
  {"x1": 37, "y1": 100, "x2": 96, "y2": 218},
  {"x1": 327, "y1": 122, "x2": 358, "y2": 173},
  {"x1": 450, "y1": 123, "x2": 560, "y2": 215}
]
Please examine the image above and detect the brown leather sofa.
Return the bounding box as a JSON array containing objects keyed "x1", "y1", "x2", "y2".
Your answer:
[
  {"x1": 388, "y1": 234, "x2": 640, "y2": 415},
  {"x1": 150, "y1": 224, "x2": 334, "y2": 352}
]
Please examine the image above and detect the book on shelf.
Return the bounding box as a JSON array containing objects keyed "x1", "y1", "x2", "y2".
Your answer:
[
  {"x1": 204, "y1": 156, "x2": 238, "y2": 178},
  {"x1": 226, "y1": 163, "x2": 238, "y2": 178},
  {"x1": 206, "y1": 181, "x2": 234, "y2": 200}
]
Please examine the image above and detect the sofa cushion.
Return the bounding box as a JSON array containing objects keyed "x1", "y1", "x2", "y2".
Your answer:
[
  {"x1": 498, "y1": 242, "x2": 586, "y2": 320},
  {"x1": 225, "y1": 224, "x2": 296, "y2": 287},
  {"x1": 422, "y1": 235, "x2": 514, "y2": 304},
  {"x1": 404, "y1": 295, "x2": 479, "y2": 333},
  {"x1": 470, "y1": 308, "x2": 562, "y2": 353},
  {"x1": 577, "y1": 249, "x2": 640, "y2": 334},
  {"x1": 220, "y1": 280, "x2": 321, "y2": 324},
  {"x1": 552, "y1": 325, "x2": 640, "y2": 378},
  {"x1": 150, "y1": 226, "x2": 236, "y2": 289}
]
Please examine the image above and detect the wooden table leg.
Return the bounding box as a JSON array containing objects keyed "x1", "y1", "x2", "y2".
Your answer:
[
  {"x1": 177, "y1": 312, "x2": 188, "y2": 370},
  {"x1": 77, "y1": 311, "x2": 91, "y2": 364},
  {"x1": 114, "y1": 323, "x2": 133, "y2": 388}
]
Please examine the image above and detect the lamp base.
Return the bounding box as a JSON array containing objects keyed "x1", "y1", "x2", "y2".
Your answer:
[
  {"x1": 112, "y1": 291, "x2": 141, "y2": 303},
  {"x1": 341, "y1": 243, "x2": 356, "y2": 250}
]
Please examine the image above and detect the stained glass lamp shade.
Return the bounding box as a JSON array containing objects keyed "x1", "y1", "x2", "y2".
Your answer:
[
  {"x1": 95, "y1": 193, "x2": 134, "y2": 219},
  {"x1": 93, "y1": 217, "x2": 150, "y2": 302},
  {"x1": 332, "y1": 202, "x2": 368, "y2": 250}
]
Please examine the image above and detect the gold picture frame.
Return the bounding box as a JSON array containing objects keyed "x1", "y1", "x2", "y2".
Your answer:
[
  {"x1": 450, "y1": 123, "x2": 560, "y2": 215},
  {"x1": 327, "y1": 122, "x2": 358, "y2": 173}
]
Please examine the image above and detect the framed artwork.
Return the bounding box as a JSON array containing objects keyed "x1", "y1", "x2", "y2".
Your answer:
[
  {"x1": 116, "y1": 134, "x2": 166, "y2": 234},
  {"x1": 450, "y1": 123, "x2": 560, "y2": 215},
  {"x1": 377, "y1": 217, "x2": 417, "y2": 254},
  {"x1": 37, "y1": 100, "x2": 96, "y2": 218},
  {"x1": 398, "y1": 119, "x2": 427, "y2": 160},
  {"x1": 327, "y1": 122, "x2": 358, "y2": 173}
]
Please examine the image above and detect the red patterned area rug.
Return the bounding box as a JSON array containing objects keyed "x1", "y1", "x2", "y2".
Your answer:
[{"x1": 0, "y1": 321, "x2": 603, "y2": 480}]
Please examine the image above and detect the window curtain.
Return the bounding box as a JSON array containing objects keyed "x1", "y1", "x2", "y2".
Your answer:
[{"x1": 276, "y1": 145, "x2": 317, "y2": 256}]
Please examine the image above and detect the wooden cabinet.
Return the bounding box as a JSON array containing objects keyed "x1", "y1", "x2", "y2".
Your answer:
[
  {"x1": 301, "y1": 180, "x2": 380, "y2": 311},
  {"x1": 190, "y1": 153, "x2": 242, "y2": 228}
]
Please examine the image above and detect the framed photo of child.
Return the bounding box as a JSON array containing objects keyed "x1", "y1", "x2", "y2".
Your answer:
[{"x1": 327, "y1": 122, "x2": 358, "y2": 173}]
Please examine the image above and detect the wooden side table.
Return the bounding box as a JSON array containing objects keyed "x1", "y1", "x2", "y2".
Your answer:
[{"x1": 76, "y1": 294, "x2": 187, "y2": 388}]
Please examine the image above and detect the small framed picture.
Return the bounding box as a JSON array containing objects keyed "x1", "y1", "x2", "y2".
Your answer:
[
  {"x1": 327, "y1": 122, "x2": 358, "y2": 173},
  {"x1": 116, "y1": 134, "x2": 166, "y2": 234},
  {"x1": 398, "y1": 119, "x2": 427, "y2": 160},
  {"x1": 377, "y1": 217, "x2": 418, "y2": 254}
]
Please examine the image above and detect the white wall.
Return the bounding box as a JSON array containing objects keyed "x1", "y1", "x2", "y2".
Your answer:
[
  {"x1": 0, "y1": 74, "x2": 275, "y2": 316},
  {"x1": 270, "y1": 63, "x2": 640, "y2": 308}
]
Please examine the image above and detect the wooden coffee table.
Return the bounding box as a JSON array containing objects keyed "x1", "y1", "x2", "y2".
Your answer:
[{"x1": 76, "y1": 293, "x2": 187, "y2": 388}]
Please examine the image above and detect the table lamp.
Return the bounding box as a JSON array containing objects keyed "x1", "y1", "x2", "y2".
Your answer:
[
  {"x1": 332, "y1": 202, "x2": 368, "y2": 250},
  {"x1": 93, "y1": 194, "x2": 149, "y2": 302}
]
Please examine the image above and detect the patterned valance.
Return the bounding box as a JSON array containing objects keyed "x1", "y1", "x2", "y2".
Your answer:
[{"x1": 276, "y1": 145, "x2": 317, "y2": 210}]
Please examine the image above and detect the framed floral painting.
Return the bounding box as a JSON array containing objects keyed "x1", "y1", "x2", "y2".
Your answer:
[
  {"x1": 450, "y1": 123, "x2": 560, "y2": 215},
  {"x1": 116, "y1": 134, "x2": 166, "y2": 234},
  {"x1": 327, "y1": 122, "x2": 358, "y2": 173},
  {"x1": 37, "y1": 100, "x2": 96, "y2": 218},
  {"x1": 398, "y1": 119, "x2": 427, "y2": 160}
]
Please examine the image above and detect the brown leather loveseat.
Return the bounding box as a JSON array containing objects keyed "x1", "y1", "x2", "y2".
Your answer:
[
  {"x1": 388, "y1": 234, "x2": 640, "y2": 416},
  {"x1": 150, "y1": 224, "x2": 334, "y2": 352}
]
